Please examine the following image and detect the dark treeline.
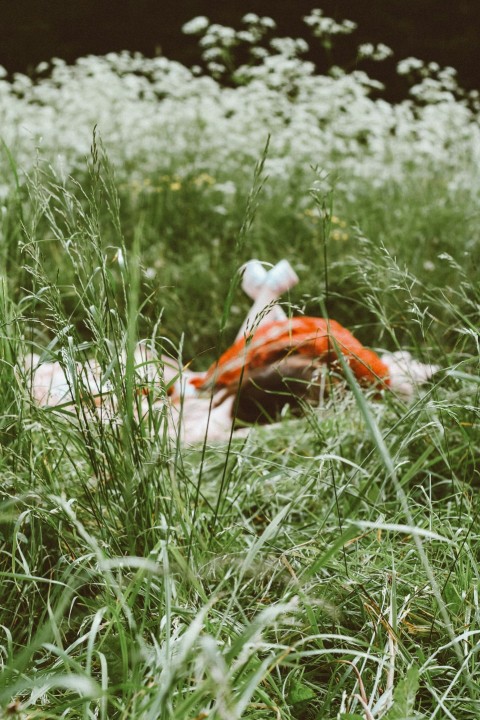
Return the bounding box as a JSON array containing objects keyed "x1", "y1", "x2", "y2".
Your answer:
[{"x1": 1, "y1": 0, "x2": 478, "y2": 100}]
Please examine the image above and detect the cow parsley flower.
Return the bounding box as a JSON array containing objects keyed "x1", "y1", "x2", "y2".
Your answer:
[
  {"x1": 359, "y1": 43, "x2": 393, "y2": 61},
  {"x1": 358, "y1": 43, "x2": 375, "y2": 58},
  {"x1": 0, "y1": 11, "x2": 478, "y2": 214},
  {"x1": 242, "y1": 13, "x2": 260, "y2": 24},
  {"x1": 259, "y1": 16, "x2": 276, "y2": 29},
  {"x1": 397, "y1": 57, "x2": 424, "y2": 75},
  {"x1": 182, "y1": 16, "x2": 210, "y2": 35}
]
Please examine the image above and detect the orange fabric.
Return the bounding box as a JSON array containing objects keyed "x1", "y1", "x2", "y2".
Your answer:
[{"x1": 192, "y1": 317, "x2": 390, "y2": 391}]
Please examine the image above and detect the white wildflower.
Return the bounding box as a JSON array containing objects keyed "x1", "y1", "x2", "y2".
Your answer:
[
  {"x1": 35, "y1": 61, "x2": 50, "y2": 74},
  {"x1": 202, "y1": 47, "x2": 223, "y2": 62},
  {"x1": 270, "y1": 37, "x2": 309, "y2": 57},
  {"x1": 303, "y1": 9, "x2": 323, "y2": 27},
  {"x1": 199, "y1": 34, "x2": 216, "y2": 49},
  {"x1": 236, "y1": 30, "x2": 256, "y2": 44},
  {"x1": 0, "y1": 12, "x2": 477, "y2": 215},
  {"x1": 242, "y1": 13, "x2": 260, "y2": 24},
  {"x1": 215, "y1": 181, "x2": 236, "y2": 195},
  {"x1": 360, "y1": 43, "x2": 393, "y2": 61},
  {"x1": 259, "y1": 16, "x2": 276, "y2": 29},
  {"x1": 250, "y1": 47, "x2": 269, "y2": 60},
  {"x1": 182, "y1": 16, "x2": 210, "y2": 35},
  {"x1": 374, "y1": 44, "x2": 393, "y2": 60},
  {"x1": 397, "y1": 57, "x2": 424, "y2": 75},
  {"x1": 143, "y1": 267, "x2": 156, "y2": 280},
  {"x1": 213, "y1": 205, "x2": 228, "y2": 215},
  {"x1": 358, "y1": 43, "x2": 374, "y2": 58},
  {"x1": 206, "y1": 62, "x2": 226, "y2": 76},
  {"x1": 342, "y1": 20, "x2": 357, "y2": 33},
  {"x1": 206, "y1": 24, "x2": 236, "y2": 46}
]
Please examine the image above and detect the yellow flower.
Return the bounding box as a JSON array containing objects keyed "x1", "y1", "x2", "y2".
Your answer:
[
  {"x1": 194, "y1": 173, "x2": 216, "y2": 187},
  {"x1": 170, "y1": 181, "x2": 182, "y2": 191},
  {"x1": 331, "y1": 229, "x2": 349, "y2": 241}
]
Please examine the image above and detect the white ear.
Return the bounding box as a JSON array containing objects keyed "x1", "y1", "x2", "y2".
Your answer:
[
  {"x1": 241, "y1": 259, "x2": 268, "y2": 300},
  {"x1": 382, "y1": 351, "x2": 440, "y2": 400},
  {"x1": 236, "y1": 259, "x2": 299, "y2": 340}
]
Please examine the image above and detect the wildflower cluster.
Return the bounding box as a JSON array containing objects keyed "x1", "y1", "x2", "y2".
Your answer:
[
  {"x1": 303, "y1": 8, "x2": 356, "y2": 52},
  {"x1": 358, "y1": 43, "x2": 393, "y2": 61},
  {"x1": 0, "y1": 10, "x2": 479, "y2": 205}
]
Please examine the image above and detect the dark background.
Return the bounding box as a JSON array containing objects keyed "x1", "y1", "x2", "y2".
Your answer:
[{"x1": 1, "y1": 0, "x2": 479, "y2": 100}]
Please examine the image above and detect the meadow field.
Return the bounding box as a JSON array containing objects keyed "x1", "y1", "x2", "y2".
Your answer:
[{"x1": 0, "y1": 12, "x2": 479, "y2": 719}]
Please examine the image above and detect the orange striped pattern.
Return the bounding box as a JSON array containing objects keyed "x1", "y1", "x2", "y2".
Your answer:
[{"x1": 192, "y1": 317, "x2": 390, "y2": 391}]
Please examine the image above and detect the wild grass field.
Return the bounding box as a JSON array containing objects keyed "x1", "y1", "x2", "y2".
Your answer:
[{"x1": 0, "y1": 11, "x2": 479, "y2": 719}]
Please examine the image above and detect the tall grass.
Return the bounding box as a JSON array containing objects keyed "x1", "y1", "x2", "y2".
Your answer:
[
  {"x1": 1, "y1": 10, "x2": 479, "y2": 717},
  {"x1": 0, "y1": 138, "x2": 478, "y2": 719}
]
